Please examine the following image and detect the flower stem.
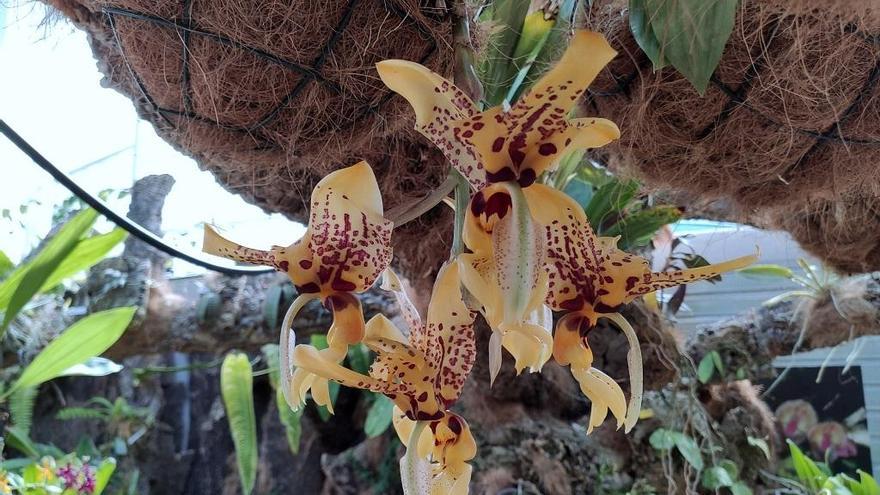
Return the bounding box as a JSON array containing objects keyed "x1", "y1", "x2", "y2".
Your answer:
[{"x1": 450, "y1": 170, "x2": 470, "y2": 258}]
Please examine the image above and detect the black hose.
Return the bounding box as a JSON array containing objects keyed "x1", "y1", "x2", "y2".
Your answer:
[{"x1": 0, "y1": 119, "x2": 275, "y2": 276}]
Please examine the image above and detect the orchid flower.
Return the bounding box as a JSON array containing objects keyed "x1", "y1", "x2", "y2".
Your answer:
[
  {"x1": 203, "y1": 161, "x2": 393, "y2": 412},
  {"x1": 378, "y1": 31, "x2": 621, "y2": 382},
  {"x1": 527, "y1": 184, "x2": 757, "y2": 432},
  {"x1": 292, "y1": 262, "x2": 477, "y2": 493}
]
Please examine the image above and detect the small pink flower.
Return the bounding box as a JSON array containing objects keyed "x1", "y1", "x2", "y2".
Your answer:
[{"x1": 808, "y1": 422, "x2": 858, "y2": 460}]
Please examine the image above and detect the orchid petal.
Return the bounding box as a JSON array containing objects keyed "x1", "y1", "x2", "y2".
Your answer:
[
  {"x1": 602, "y1": 312, "x2": 644, "y2": 433},
  {"x1": 376, "y1": 60, "x2": 486, "y2": 189},
  {"x1": 279, "y1": 293, "x2": 319, "y2": 410},
  {"x1": 304, "y1": 161, "x2": 393, "y2": 294},
  {"x1": 597, "y1": 237, "x2": 758, "y2": 307},
  {"x1": 364, "y1": 313, "x2": 408, "y2": 345},
  {"x1": 523, "y1": 184, "x2": 603, "y2": 313},
  {"x1": 392, "y1": 407, "x2": 434, "y2": 458},
  {"x1": 203, "y1": 224, "x2": 284, "y2": 270},
  {"x1": 422, "y1": 262, "x2": 477, "y2": 406},
  {"x1": 572, "y1": 366, "x2": 627, "y2": 433},
  {"x1": 381, "y1": 268, "x2": 422, "y2": 337},
  {"x1": 489, "y1": 330, "x2": 502, "y2": 386},
  {"x1": 552, "y1": 313, "x2": 594, "y2": 368}
]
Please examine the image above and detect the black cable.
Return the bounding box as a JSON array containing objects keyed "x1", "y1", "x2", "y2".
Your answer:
[{"x1": 0, "y1": 119, "x2": 275, "y2": 276}]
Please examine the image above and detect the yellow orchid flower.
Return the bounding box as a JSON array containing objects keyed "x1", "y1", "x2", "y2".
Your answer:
[
  {"x1": 378, "y1": 30, "x2": 621, "y2": 382},
  {"x1": 526, "y1": 184, "x2": 757, "y2": 433},
  {"x1": 203, "y1": 161, "x2": 393, "y2": 412},
  {"x1": 291, "y1": 262, "x2": 477, "y2": 492}
]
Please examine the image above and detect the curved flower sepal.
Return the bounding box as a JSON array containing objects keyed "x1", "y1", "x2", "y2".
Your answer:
[
  {"x1": 552, "y1": 312, "x2": 628, "y2": 434},
  {"x1": 282, "y1": 293, "x2": 366, "y2": 413},
  {"x1": 378, "y1": 31, "x2": 620, "y2": 190},
  {"x1": 203, "y1": 161, "x2": 393, "y2": 296},
  {"x1": 394, "y1": 409, "x2": 475, "y2": 495}
]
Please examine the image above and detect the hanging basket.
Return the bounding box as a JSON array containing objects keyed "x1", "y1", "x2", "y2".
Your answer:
[{"x1": 583, "y1": 0, "x2": 880, "y2": 272}]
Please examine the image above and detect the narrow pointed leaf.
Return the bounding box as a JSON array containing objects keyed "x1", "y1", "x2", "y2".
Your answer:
[
  {"x1": 1, "y1": 208, "x2": 99, "y2": 333},
  {"x1": 221, "y1": 352, "x2": 258, "y2": 495},
  {"x1": 7, "y1": 307, "x2": 136, "y2": 396},
  {"x1": 93, "y1": 457, "x2": 117, "y2": 495},
  {"x1": 629, "y1": 0, "x2": 668, "y2": 69}
]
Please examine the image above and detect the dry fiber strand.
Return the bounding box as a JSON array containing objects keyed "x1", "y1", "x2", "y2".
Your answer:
[
  {"x1": 583, "y1": 0, "x2": 880, "y2": 273},
  {"x1": 45, "y1": 0, "x2": 455, "y2": 277}
]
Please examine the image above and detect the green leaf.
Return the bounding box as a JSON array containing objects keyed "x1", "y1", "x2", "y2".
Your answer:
[
  {"x1": 93, "y1": 457, "x2": 117, "y2": 495},
  {"x1": 0, "y1": 249, "x2": 14, "y2": 279},
  {"x1": 730, "y1": 482, "x2": 753, "y2": 495},
  {"x1": 649, "y1": 428, "x2": 675, "y2": 450},
  {"x1": 276, "y1": 386, "x2": 303, "y2": 454},
  {"x1": 0, "y1": 228, "x2": 126, "y2": 312},
  {"x1": 747, "y1": 436, "x2": 771, "y2": 460},
  {"x1": 4, "y1": 426, "x2": 39, "y2": 458},
  {"x1": 604, "y1": 205, "x2": 682, "y2": 250},
  {"x1": 364, "y1": 395, "x2": 394, "y2": 438},
  {"x1": 584, "y1": 179, "x2": 639, "y2": 233},
  {"x1": 644, "y1": 0, "x2": 738, "y2": 94},
  {"x1": 8, "y1": 386, "x2": 37, "y2": 436},
  {"x1": 477, "y1": 0, "x2": 530, "y2": 106},
  {"x1": 672, "y1": 432, "x2": 704, "y2": 470},
  {"x1": 697, "y1": 353, "x2": 716, "y2": 383},
  {"x1": 629, "y1": 0, "x2": 668, "y2": 69},
  {"x1": 855, "y1": 471, "x2": 880, "y2": 495},
  {"x1": 702, "y1": 465, "x2": 735, "y2": 489},
  {"x1": 788, "y1": 439, "x2": 826, "y2": 491},
  {"x1": 221, "y1": 352, "x2": 258, "y2": 495},
  {"x1": 1, "y1": 208, "x2": 99, "y2": 334},
  {"x1": 738, "y1": 264, "x2": 795, "y2": 280},
  {"x1": 6, "y1": 307, "x2": 136, "y2": 396},
  {"x1": 347, "y1": 344, "x2": 371, "y2": 375},
  {"x1": 711, "y1": 350, "x2": 725, "y2": 376},
  {"x1": 718, "y1": 459, "x2": 739, "y2": 479}
]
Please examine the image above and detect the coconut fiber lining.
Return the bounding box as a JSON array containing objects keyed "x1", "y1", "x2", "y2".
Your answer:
[
  {"x1": 583, "y1": 0, "x2": 880, "y2": 273},
  {"x1": 44, "y1": 0, "x2": 454, "y2": 278}
]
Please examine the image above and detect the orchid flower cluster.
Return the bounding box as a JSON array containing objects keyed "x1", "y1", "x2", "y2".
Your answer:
[{"x1": 203, "y1": 30, "x2": 755, "y2": 494}]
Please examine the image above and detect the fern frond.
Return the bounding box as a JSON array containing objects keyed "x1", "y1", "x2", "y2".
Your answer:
[
  {"x1": 56, "y1": 407, "x2": 108, "y2": 421},
  {"x1": 9, "y1": 386, "x2": 38, "y2": 436}
]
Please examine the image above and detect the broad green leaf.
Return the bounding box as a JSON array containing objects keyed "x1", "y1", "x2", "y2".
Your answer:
[
  {"x1": 739, "y1": 264, "x2": 795, "y2": 280},
  {"x1": 93, "y1": 457, "x2": 117, "y2": 495},
  {"x1": 747, "y1": 436, "x2": 771, "y2": 460},
  {"x1": 276, "y1": 386, "x2": 302, "y2": 454},
  {"x1": 672, "y1": 432, "x2": 704, "y2": 470},
  {"x1": 605, "y1": 205, "x2": 682, "y2": 250},
  {"x1": 855, "y1": 471, "x2": 880, "y2": 495},
  {"x1": 788, "y1": 439, "x2": 825, "y2": 491},
  {"x1": 347, "y1": 344, "x2": 371, "y2": 375},
  {"x1": 649, "y1": 428, "x2": 675, "y2": 450},
  {"x1": 697, "y1": 353, "x2": 716, "y2": 383},
  {"x1": 702, "y1": 465, "x2": 734, "y2": 489},
  {"x1": 718, "y1": 459, "x2": 739, "y2": 479},
  {"x1": 731, "y1": 482, "x2": 753, "y2": 495},
  {"x1": 645, "y1": 0, "x2": 738, "y2": 94},
  {"x1": 585, "y1": 179, "x2": 639, "y2": 232},
  {"x1": 0, "y1": 228, "x2": 125, "y2": 312},
  {"x1": 563, "y1": 178, "x2": 593, "y2": 208},
  {"x1": 7, "y1": 307, "x2": 136, "y2": 396},
  {"x1": 711, "y1": 350, "x2": 725, "y2": 376},
  {"x1": 261, "y1": 345, "x2": 304, "y2": 454},
  {"x1": 0, "y1": 249, "x2": 13, "y2": 279},
  {"x1": 4, "y1": 426, "x2": 38, "y2": 458},
  {"x1": 1, "y1": 208, "x2": 99, "y2": 333},
  {"x1": 364, "y1": 395, "x2": 394, "y2": 438},
  {"x1": 629, "y1": 0, "x2": 668, "y2": 69},
  {"x1": 221, "y1": 352, "x2": 257, "y2": 495},
  {"x1": 8, "y1": 386, "x2": 37, "y2": 436}
]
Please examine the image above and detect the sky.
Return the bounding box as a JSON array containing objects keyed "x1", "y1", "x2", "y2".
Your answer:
[{"x1": 0, "y1": 3, "x2": 304, "y2": 273}]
